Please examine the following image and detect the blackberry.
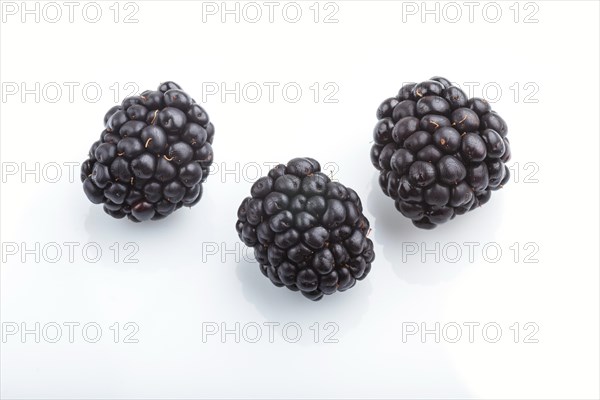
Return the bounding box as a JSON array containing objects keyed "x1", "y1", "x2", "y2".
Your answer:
[
  {"x1": 81, "y1": 82, "x2": 215, "y2": 222},
  {"x1": 372, "y1": 77, "x2": 511, "y2": 229},
  {"x1": 236, "y1": 158, "x2": 375, "y2": 301}
]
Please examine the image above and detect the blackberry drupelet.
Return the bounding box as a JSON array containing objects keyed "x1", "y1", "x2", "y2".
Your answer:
[
  {"x1": 371, "y1": 77, "x2": 511, "y2": 229},
  {"x1": 236, "y1": 158, "x2": 375, "y2": 301},
  {"x1": 81, "y1": 82, "x2": 214, "y2": 222}
]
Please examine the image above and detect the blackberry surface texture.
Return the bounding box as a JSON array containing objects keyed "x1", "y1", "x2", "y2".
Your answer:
[
  {"x1": 81, "y1": 82, "x2": 214, "y2": 222},
  {"x1": 371, "y1": 77, "x2": 511, "y2": 229},
  {"x1": 236, "y1": 158, "x2": 375, "y2": 301}
]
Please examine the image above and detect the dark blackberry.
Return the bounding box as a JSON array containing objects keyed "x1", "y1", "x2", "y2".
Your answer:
[
  {"x1": 236, "y1": 158, "x2": 375, "y2": 301},
  {"x1": 372, "y1": 77, "x2": 511, "y2": 229},
  {"x1": 81, "y1": 82, "x2": 215, "y2": 222}
]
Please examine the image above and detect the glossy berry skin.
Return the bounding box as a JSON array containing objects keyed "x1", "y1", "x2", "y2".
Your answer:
[
  {"x1": 81, "y1": 82, "x2": 215, "y2": 222},
  {"x1": 372, "y1": 77, "x2": 511, "y2": 229},
  {"x1": 236, "y1": 158, "x2": 375, "y2": 301}
]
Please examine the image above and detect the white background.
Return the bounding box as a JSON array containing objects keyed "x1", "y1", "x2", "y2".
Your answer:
[{"x1": 1, "y1": 1, "x2": 599, "y2": 398}]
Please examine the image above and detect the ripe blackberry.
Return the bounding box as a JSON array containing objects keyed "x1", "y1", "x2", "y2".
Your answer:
[
  {"x1": 372, "y1": 77, "x2": 511, "y2": 229},
  {"x1": 236, "y1": 158, "x2": 375, "y2": 301},
  {"x1": 81, "y1": 82, "x2": 214, "y2": 222}
]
